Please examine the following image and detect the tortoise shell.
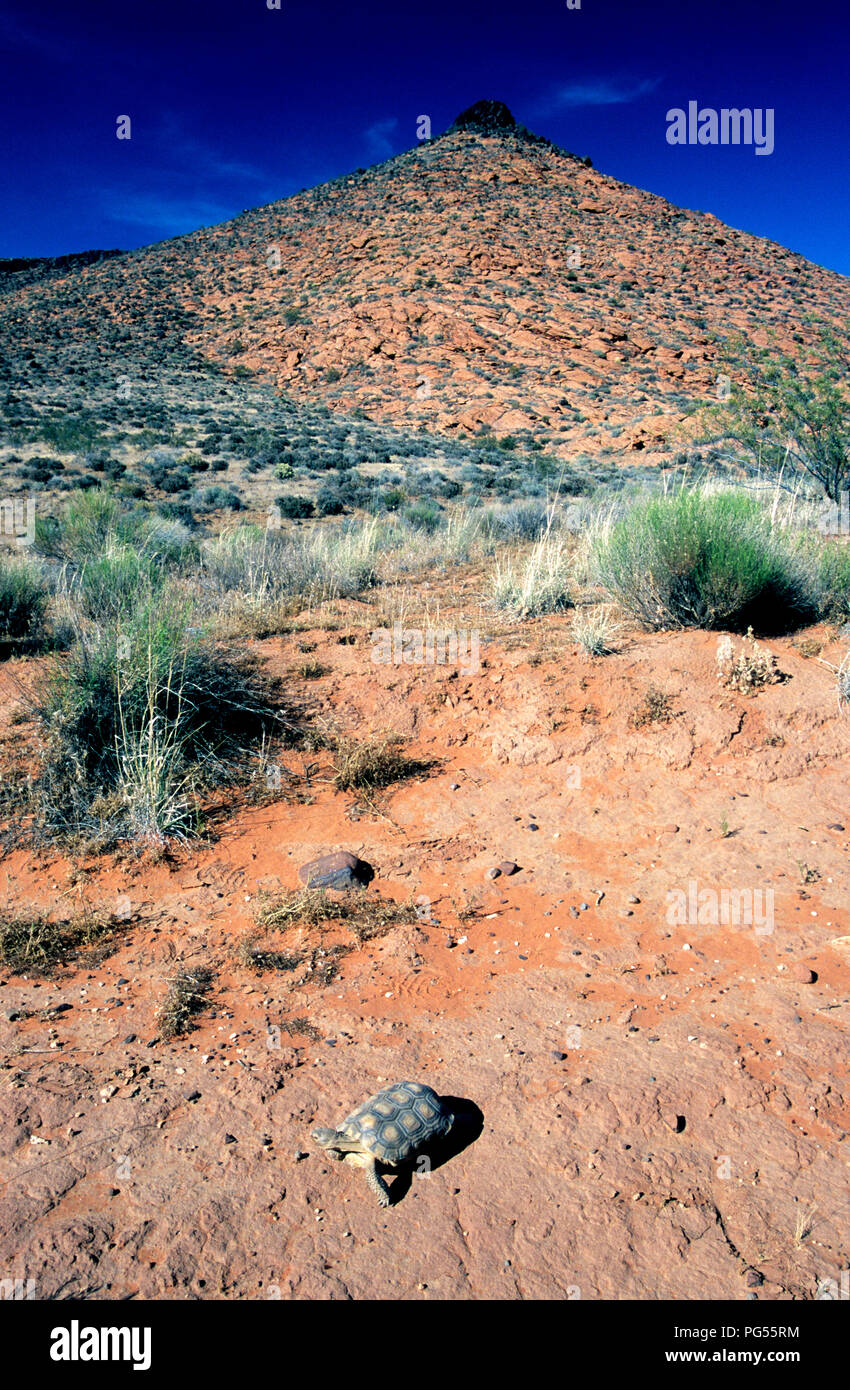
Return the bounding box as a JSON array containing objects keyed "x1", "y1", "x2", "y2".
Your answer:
[{"x1": 338, "y1": 1080, "x2": 452, "y2": 1164}]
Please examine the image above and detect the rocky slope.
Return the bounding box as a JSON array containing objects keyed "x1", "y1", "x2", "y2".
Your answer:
[{"x1": 1, "y1": 102, "x2": 847, "y2": 466}]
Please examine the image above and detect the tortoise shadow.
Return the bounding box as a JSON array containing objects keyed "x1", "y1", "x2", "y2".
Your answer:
[{"x1": 382, "y1": 1095, "x2": 483, "y2": 1206}]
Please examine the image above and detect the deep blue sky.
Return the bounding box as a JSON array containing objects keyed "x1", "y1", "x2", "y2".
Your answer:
[{"x1": 1, "y1": 0, "x2": 848, "y2": 273}]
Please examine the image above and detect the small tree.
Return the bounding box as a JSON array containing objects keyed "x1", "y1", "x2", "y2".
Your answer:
[{"x1": 709, "y1": 325, "x2": 850, "y2": 500}]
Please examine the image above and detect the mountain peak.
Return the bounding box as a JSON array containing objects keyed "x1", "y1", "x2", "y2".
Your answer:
[{"x1": 449, "y1": 99, "x2": 517, "y2": 135}]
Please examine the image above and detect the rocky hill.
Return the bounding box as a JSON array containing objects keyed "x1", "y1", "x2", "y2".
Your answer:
[{"x1": 1, "y1": 102, "x2": 847, "y2": 467}]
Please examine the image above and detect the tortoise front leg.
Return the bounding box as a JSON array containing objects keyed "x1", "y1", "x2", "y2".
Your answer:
[{"x1": 363, "y1": 1154, "x2": 391, "y2": 1208}]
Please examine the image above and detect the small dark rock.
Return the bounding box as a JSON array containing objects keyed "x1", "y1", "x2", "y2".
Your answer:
[
  {"x1": 224, "y1": 1133, "x2": 237, "y2": 1145},
  {"x1": 499, "y1": 861, "x2": 519, "y2": 876},
  {"x1": 485, "y1": 867, "x2": 501, "y2": 880},
  {"x1": 745, "y1": 1269, "x2": 764, "y2": 1288}
]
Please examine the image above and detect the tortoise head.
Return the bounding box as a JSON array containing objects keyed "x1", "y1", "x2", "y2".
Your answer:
[{"x1": 311, "y1": 1127, "x2": 339, "y2": 1148}]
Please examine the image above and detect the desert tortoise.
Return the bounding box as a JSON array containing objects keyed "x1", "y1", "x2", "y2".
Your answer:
[{"x1": 311, "y1": 1080, "x2": 453, "y2": 1206}]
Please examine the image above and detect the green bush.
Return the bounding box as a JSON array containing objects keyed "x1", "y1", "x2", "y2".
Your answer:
[
  {"x1": 74, "y1": 546, "x2": 162, "y2": 622},
  {"x1": 276, "y1": 494, "x2": 314, "y2": 519},
  {"x1": 34, "y1": 490, "x2": 193, "y2": 571},
  {"x1": 592, "y1": 490, "x2": 817, "y2": 631},
  {"x1": 816, "y1": 541, "x2": 850, "y2": 619},
  {"x1": 0, "y1": 555, "x2": 47, "y2": 639},
  {"x1": 400, "y1": 502, "x2": 442, "y2": 533}
]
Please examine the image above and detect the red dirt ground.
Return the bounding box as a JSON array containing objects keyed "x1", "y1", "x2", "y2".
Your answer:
[{"x1": 1, "y1": 616, "x2": 848, "y2": 1299}]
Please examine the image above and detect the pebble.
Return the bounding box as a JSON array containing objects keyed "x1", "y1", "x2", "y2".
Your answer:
[
  {"x1": 499, "y1": 862, "x2": 519, "y2": 876},
  {"x1": 485, "y1": 867, "x2": 501, "y2": 880},
  {"x1": 790, "y1": 963, "x2": 816, "y2": 984}
]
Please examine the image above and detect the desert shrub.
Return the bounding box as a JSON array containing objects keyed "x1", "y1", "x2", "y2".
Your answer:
[
  {"x1": 400, "y1": 501, "x2": 442, "y2": 533},
  {"x1": 710, "y1": 326, "x2": 850, "y2": 500},
  {"x1": 592, "y1": 490, "x2": 817, "y2": 631},
  {"x1": 156, "y1": 965, "x2": 214, "y2": 1038},
  {"x1": 34, "y1": 488, "x2": 124, "y2": 561},
  {"x1": 276, "y1": 494, "x2": 315, "y2": 519},
  {"x1": 816, "y1": 541, "x2": 850, "y2": 618},
  {"x1": 0, "y1": 907, "x2": 119, "y2": 974},
  {"x1": 159, "y1": 470, "x2": 192, "y2": 495},
  {"x1": 0, "y1": 554, "x2": 47, "y2": 639},
  {"x1": 33, "y1": 595, "x2": 282, "y2": 845},
  {"x1": 193, "y1": 485, "x2": 243, "y2": 511},
  {"x1": 199, "y1": 521, "x2": 380, "y2": 630},
  {"x1": 485, "y1": 500, "x2": 553, "y2": 540},
  {"x1": 332, "y1": 734, "x2": 420, "y2": 792},
  {"x1": 71, "y1": 546, "x2": 162, "y2": 622},
  {"x1": 315, "y1": 489, "x2": 345, "y2": 516}
]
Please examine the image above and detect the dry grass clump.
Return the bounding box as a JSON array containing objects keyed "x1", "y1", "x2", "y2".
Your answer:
[
  {"x1": 156, "y1": 964, "x2": 214, "y2": 1039},
  {"x1": 571, "y1": 604, "x2": 619, "y2": 656},
  {"x1": 234, "y1": 930, "x2": 302, "y2": 973},
  {"x1": 254, "y1": 887, "x2": 419, "y2": 943},
  {"x1": 630, "y1": 684, "x2": 675, "y2": 728},
  {"x1": 331, "y1": 733, "x2": 421, "y2": 792},
  {"x1": 0, "y1": 907, "x2": 121, "y2": 974},
  {"x1": 279, "y1": 1016, "x2": 322, "y2": 1041},
  {"x1": 491, "y1": 531, "x2": 572, "y2": 618},
  {"x1": 29, "y1": 595, "x2": 286, "y2": 851},
  {"x1": 716, "y1": 627, "x2": 782, "y2": 693}
]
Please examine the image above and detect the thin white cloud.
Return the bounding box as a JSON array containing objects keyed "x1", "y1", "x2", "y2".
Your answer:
[
  {"x1": 541, "y1": 77, "x2": 661, "y2": 112},
  {"x1": 103, "y1": 194, "x2": 238, "y2": 234},
  {"x1": 364, "y1": 117, "x2": 399, "y2": 158}
]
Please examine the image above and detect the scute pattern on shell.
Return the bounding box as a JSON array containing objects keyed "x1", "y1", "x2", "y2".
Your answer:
[{"x1": 338, "y1": 1080, "x2": 452, "y2": 1164}]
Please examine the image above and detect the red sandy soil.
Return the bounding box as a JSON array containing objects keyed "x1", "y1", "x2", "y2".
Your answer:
[{"x1": 0, "y1": 612, "x2": 848, "y2": 1299}]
